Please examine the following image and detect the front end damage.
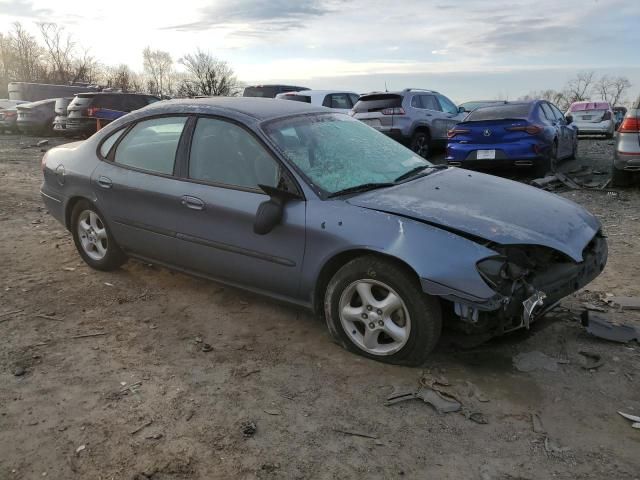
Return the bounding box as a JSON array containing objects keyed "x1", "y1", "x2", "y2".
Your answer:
[{"x1": 451, "y1": 231, "x2": 608, "y2": 335}]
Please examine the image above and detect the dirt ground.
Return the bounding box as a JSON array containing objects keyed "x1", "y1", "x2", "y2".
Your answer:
[{"x1": 0, "y1": 133, "x2": 639, "y2": 480}]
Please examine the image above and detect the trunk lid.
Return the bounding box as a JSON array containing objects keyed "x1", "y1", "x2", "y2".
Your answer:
[
  {"x1": 352, "y1": 93, "x2": 402, "y2": 130},
  {"x1": 346, "y1": 168, "x2": 600, "y2": 262},
  {"x1": 451, "y1": 119, "x2": 535, "y2": 144}
]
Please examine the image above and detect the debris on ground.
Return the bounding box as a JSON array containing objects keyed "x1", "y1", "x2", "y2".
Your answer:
[
  {"x1": 607, "y1": 296, "x2": 640, "y2": 311},
  {"x1": 241, "y1": 421, "x2": 256, "y2": 438},
  {"x1": 75, "y1": 444, "x2": 86, "y2": 455},
  {"x1": 385, "y1": 387, "x2": 461, "y2": 413},
  {"x1": 333, "y1": 428, "x2": 378, "y2": 439},
  {"x1": 531, "y1": 413, "x2": 545, "y2": 433},
  {"x1": 513, "y1": 351, "x2": 567, "y2": 372},
  {"x1": 466, "y1": 412, "x2": 488, "y2": 425},
  {"x1": 530, "y1": 169, "x2": 612, "y2": 192},
  {"x1": 578, "y1": 350, "x2": 605, "y2": 370},
  {"x1": 130, "y1": 420, "x2": 153, "y2": 435},
  {"x1": 13, "y1": 366, "x2": 26, "y2": 377},
  {"x1": 581, "y1": 302, "x2": 608, "y2": 312},
  {"x1": 618, "y1": 412, "x2": 640, "y2": 429},
  {"x1": 201, "y1": 343, "x2": 213, "y2": 352},
  {"x1": 464, "y1": 380, "x2": 489, "y2": 402},
  {"x1": 264, "y1": 409, "x2": 281, "y2": 416},
  {"x1": 36, "y1": 139, "x2": 49, "y2": 147},
  {"x1": 581, "y1": 311, "x2": 640, "y2": 343},
  {"x1": 544, "y1": 437, "x2": 571, "y2": 454}
]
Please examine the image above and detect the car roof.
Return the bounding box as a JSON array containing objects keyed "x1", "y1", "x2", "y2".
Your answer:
[
  {"x1": 17, "y1": 98, "x2": 56, "y2": 108},
  {"x1": 76, "y1": 92, "x2": 157, "y2": 98},
  {"x1": 279, "y1": 90, "x2": 357, "y2": 95},
  {"x1": 141, "y1": 97, "x2": 328, "y2": 121}
]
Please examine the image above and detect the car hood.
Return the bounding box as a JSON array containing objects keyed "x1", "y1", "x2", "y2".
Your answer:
[{"x1": 346, "y1": 168, "x2": 600, "y2": 262}]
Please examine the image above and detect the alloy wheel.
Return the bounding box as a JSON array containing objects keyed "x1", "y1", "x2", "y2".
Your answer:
[
  {"x1": 338, "y1": 279, "x2": 411, "y2": 356},
  {"x1": 77, "y1": 210, "x2": 108, "y2": 261}
]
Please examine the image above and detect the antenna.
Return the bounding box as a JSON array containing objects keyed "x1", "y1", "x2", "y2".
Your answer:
[{"x1": 384, "y1": 81, "x2": 388, "y2": 92}]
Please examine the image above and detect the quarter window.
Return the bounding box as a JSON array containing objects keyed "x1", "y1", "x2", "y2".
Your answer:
[
  {"x1": 189, "y1": 117, "x2": 280, "y2": 189},
  {"x1": 436, "y1": 94, "x2": 459, "y2": 115},
  {"x1": 113, "y1": 116, "x2": 187, "y2": 175},
  {"x1": 99, "y1": 128, "x2": 125, "y2": 158},
  {"x1": 540, "y1": 103, "x2": 555, "y2": 122}
]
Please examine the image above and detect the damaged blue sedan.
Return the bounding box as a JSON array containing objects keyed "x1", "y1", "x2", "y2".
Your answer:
[{"x1": 41, "y1": 98, "x2": 607, "y2": 365}]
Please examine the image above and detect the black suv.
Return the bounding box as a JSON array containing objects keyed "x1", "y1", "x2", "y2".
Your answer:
[{"x1": 65, "y1": 93, "x2": 160, "y2": 136}]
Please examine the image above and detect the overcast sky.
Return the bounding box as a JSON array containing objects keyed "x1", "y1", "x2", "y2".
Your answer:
[{"x1": 1, "y1": 0, "x2": 639, "y2": 102}]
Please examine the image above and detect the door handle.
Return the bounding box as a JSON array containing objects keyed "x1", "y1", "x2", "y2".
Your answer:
[
  {"x1": 97, "y1": 176, "x2": 112, "y2": 189},
  {"x1": 181, "y1": 195, "x2": 204, "y2": 210}
]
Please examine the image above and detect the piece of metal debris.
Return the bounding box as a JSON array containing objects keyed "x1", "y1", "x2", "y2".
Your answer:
[
  {"x1": 385, "y1": 387, "x2": 461, "y2": 413},
  {"x1": 578, "y1": 350, "x2": 604, "y2": 370},
  {"x1": 75, "y1": 445, "x2": 86, "y2": 454},
  {"x1": 581, "y1": 311, "x2": 640, "y2": 343},
  {"x1": 544, "y1": 437, "x2": 570, "y2": 454},
  {"x1": 333, "y1": 428, "x2": 378, "y2": 439},
  {"x1": 241, "y1": 421, "x2": 257, "y2": 438},
  {"x1": 513, "y1": 351, "x2": 565, "y2": 372},
  {"x1": 618, "y1": 411, "x2": 640, "y2": 429},
  {"x1": 607, "y1": 296, "x2": 640, "y2": 311},
  {"x1": 467, "y1": 412, "x2": 488, "y2": 424},
  {"x1": 36, "y1": 139, "x2": 49, "y2": 147},
  {"x1": 531, "y1": 413, "x2": 545, "y2": 433}
]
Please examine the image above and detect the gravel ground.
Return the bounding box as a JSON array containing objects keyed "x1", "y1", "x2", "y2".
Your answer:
[{"x1": 0, "y1": 133, "x2": 639, "y2": 480}]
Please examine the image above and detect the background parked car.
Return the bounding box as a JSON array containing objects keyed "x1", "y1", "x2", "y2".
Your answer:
[
  {"x1": 612, "y1": 101, "x2": 640, "y2": 187},
  {"x1": 0, "y1": 106, "x2": 19, "y2": 133},
  {"x1": 16, "y1": 98, "x2": 57, "y2": 135},
  {"x1": 446, "y1": 100, "x2": 578, "y2": 177},
  {"x1": 243, "y1": 85, "x2": 309, "y2": 98},
  {"x1": 0, "y1": 99, "x2": 27, "y2": 110},
  {"x1": 351, "y1": 88, "x2": 465, "y2": 158},
  {"x1": 65, "y1": 92, "x2": 159, "y2": 136},
  {"x1": 275, "y1": 90, "x2": 360, "y2": 113},
  {"x1": 613, "y1": 106, "x2": 627, "y2": 130},
  {"x1": 52, "y1": 97, "x2": 73, "y2": 134},
  {"x1": 567, "y1": 101, "x2": 615, "y2": 138},
  {"x1": 458, "y1": 100, "x2": 508, "y2": 114}
]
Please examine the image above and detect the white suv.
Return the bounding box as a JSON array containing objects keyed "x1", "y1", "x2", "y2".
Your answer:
[{"x1": 275, "y1": 90, "x2": 360, "y2": 113}]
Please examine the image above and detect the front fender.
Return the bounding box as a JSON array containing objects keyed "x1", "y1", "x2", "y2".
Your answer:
[{"x1": 302, "y1": 200, "x2": 499, "y2": 306}]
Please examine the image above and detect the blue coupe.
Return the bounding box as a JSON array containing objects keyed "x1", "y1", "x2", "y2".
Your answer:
[{"x1": 446, "y1": 100, "x2": 578, "y2": 176}]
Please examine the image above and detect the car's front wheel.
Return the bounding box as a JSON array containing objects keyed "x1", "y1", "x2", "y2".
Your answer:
[
  {"x1": 324, "y1": 256, "x2": 442, "y2": 366},
  {"x1": 71, "y1": 200, "x2": 127, "y2": 271}
]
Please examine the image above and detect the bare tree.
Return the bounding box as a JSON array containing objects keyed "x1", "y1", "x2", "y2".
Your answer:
[
  {"x1": 565, "y1": 71, "x2": 595, "y2": 103},
  {"x1": 38, "y1": 22, "x2": 75, "y2": 83},
  {"x1": 10, "y1": 22, "x2": 43, "y2": 82},
  {"x1": 518, "y1": 89, "x2": 569, "y2": 110},
  {"x1": 143, "y1": 47, "x2": 173, "y2": 98},
  {"x1": 594, "y1": 75, "x2": 632, "y2": 107},
  {"x1": 178, "y1": 50, "x2": 240, "y2": 97}
]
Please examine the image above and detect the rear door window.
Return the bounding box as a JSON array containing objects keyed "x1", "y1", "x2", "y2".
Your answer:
[
  {"x1": 114, "y1": 116, "x2": 187, "y2": 175},
  {"x1": 419, "y1": 95, "x2": 441, "y2": 111},
  {"x1": 324, "y1": 93, "x2": 352, "y2": 109},
  {"x1": 540, "y1": 103, "x2": 555, "y2": 122},
  {"x1": 189, "y1": 117, "x2": 280, "y2": 189},
  {"x1": 549, "y1": 104, "x2": 565, "y2": 121}
]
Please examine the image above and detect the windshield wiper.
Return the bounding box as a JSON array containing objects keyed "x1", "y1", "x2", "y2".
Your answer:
[
  {"x1": 327, "y1": 182, "x2": 395, "y2": 198},
  {"x1": 394, "y1": 164, "x2": 447, "y2": 183}
]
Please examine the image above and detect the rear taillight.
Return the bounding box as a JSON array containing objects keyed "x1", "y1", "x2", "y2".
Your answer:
[
  {"x1": 86, "y1": 107, "x2": 99, "y2": 117},
  {"x1": 602, "y1": 111, "x2": 612, "y2": 121},
  {"x1": 447, "y1": 128, "x2": 470, "y2": 139},
  {"x1": 41, "y1": 152, "x2": 48, "y2": 172},
  {"x1": 381, "y1": 107, "x2": 405, "y2": 115},
  {"x1": 5, "y1": 111, "x2": 16, "y2": 117},
  {"x1": 618, "y1": 117, "x2": 640, "y2": 133},
  {"x1": 506, "y1": 125, "x2": 543, "y2": 135}
]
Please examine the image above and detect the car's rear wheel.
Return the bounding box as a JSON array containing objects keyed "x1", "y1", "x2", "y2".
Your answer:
[
  {"x1": 533, "y1": 140, "x2": 557, "y2": 177},
  {"x1": 568, "y1": 136, "x2": 578, "y2": 160},
  {"x1": 71, "y1": 200, "x2": 126, "y2": 271},
  {"x1": 410, "y1": 131, "x2": 430, "y2": 159},
  {"x1": 324, "y1": 256, "x2": 442, "y2": 366},
  {"x1": 611, "y1": 167, "x2": 632, "y2": 188}
]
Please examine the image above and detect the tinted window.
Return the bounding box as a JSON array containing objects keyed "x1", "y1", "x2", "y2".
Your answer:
[
  {"x1": 348, "y1": 94, "x2": 360, "y2": 106},
  {"x1": 420, "y1": 95, "x2": 441, "y2": 111},
  {"x1": 189, "y1": 117, "x2": 279, "y2": 189},
  {"x1": 99, "y1": 128, "x2": 125, "y2": 158},
  {"x1": 352, "y1": 94, "x2": 402, "y2": 113},
  {"x1": 281, "y1": 94, "x2": 311, "y2": 103},
  {"x1": 436, "y1": 94, "x2": 458, "y2": 115},
  {"x1": 114, "y1": 117, "x2": 187, "y2": 174},
  {"x1": 265, "y1": 114, "x2": 428, "y2": 195},
  {"x1": 540, "y1": 103, "x2": 555, "y2": 122},
  {"x1": 466, "y1": 104, "x2": 532, "y2": 121},
  {"x1": 326, "y1": 93, "x2": 352, "y2": 109},
  {"x1": 549, "y1": 104, "x2": 564, "y2": 121}
]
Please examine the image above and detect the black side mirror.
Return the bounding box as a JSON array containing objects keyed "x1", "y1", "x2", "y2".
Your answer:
[
  {"x1": 458, "y1": 106, "x2": 466, "y2": 114},
  {"x1": 253, "y1": 184, "x2": 300, "y2": 235},
  {"x1": 565, "y1": 115, "x2": 573, "y2": 125}
]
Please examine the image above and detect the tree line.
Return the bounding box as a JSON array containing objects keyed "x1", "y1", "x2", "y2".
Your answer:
[
  {"x1": 519, "y1": 71, "x2": 634, "y2": 110},
  {"x1": 0, "y1": 22, "x2": 241, "y2": 98}
]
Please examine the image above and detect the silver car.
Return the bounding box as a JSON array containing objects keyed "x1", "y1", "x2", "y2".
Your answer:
[
  {"x1": 612, "y1": 101, "x2": 640, "y2": 186},
  {"x1": 351, "y1": 88, "x2": 466, "y2": 159},
  {"x1": 567, "y1": 101, "x2": 615, "y2": 138},
  {"x1": 40, "y1": 98, "x2": 607, "y2": 366}
]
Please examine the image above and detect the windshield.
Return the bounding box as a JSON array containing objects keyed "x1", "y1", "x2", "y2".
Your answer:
[{"x1": 263, "y1": 114, "x2": 430, "y2": 196}]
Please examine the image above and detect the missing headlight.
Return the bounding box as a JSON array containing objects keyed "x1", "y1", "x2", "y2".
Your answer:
[{"x1": 476, "y1": 256, "x2": 528, "y2": 293}]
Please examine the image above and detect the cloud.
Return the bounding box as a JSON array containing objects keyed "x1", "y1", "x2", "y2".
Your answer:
[
  {"x1": 164, "y1": 0, "x2": 334, "y2": 33},
  {"x1": 0, "y1": 0, "x2": 52, "y2": 18}
]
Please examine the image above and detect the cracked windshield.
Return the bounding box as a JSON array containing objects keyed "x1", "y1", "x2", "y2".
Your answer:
[{"x1": 265, "y1": 114, "x2": 430, "y2": 194}]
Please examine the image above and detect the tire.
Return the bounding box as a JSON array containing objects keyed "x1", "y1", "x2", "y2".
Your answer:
[
  {"x1": 611, "y1": 167, "x2": 632, "y2": 188},
  {"x1": 533, "y1": 140, "x2": 557, "y2": 177},
  {"x1": 324, "y1": 255, "x2": 442, "y2": 366},
  {"x1": 71, "y1": 200, "x2": 127, "y2": 271},
  {"x1": 410, "y1": 131, "x2": 431, "y2": 159}
]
